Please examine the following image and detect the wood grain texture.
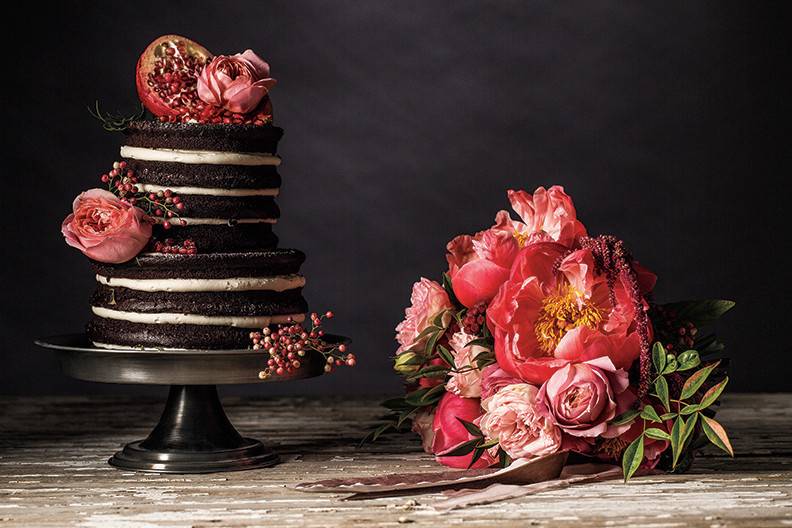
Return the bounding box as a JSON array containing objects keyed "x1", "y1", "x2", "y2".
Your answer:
[{"x1": 1, "y1": 393, "x2": 790, "y2": 527}]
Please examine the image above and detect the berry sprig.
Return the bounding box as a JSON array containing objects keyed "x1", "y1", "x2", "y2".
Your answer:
[
  {"x1": 101, "y1": 160, "x2": 186, "y2": 230},
  {"x1": 251, "y1": 311, "x2": 356, "y2": 380},
  {"x1": 152, "y1": 238, "x2": 197, "y2": 255}
]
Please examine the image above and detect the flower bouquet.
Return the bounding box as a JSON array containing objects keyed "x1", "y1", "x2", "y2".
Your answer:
[{"x1": 373, "y1": 186, "x2": 734, "y2": 481}]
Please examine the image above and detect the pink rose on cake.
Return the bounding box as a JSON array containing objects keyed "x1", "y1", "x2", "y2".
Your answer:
[
  {"x1": 61, "y1": 189, "x2": 151, "y2": 264},
  {"x1": 486, "y1": 242, "x2": 655, "y2": 384},
  {"x1": 197, "y1": 50, "x2": 277, "y2": 114},
  {"x1": 395, "y1": 278, "x2": 453, "y2": 354},
  {"x1": 479, "y1": 383, "x2": 562, "y2": 459}
]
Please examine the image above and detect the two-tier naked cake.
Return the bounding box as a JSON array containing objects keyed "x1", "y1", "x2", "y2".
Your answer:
[{"x1": 62, "y1": 35, "x2": 317, "y2": 353}]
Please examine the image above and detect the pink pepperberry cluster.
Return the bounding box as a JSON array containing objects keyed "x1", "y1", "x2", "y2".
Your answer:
[
  {"x1": 462, "y1": 301, "x2": 488, "y2": 335},
  {"x1": 101, "y1": 160, "x2": 186, "y2": 230},
  {"x1": 152, "y1": 238, "x2": 197, "y2": 255},
  {"x1": 251, "y1": 311, "x2": 356, "y2": 380}
]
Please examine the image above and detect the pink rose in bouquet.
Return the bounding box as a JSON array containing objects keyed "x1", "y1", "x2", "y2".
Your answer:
[
  {"x1": 432, "y1": 393, "x2": 495, "y2": 468},
  {"x1": 395, "y1": 278, "x2": 453, "y2": 354},
  {"x1": 487, "y1": 242, "x2": 655, "y2": 384},
  {"x1": 480, "y1": 364, "x2": 522, "y2": 400},
  {"x1": 62, "y1": 189, "x2": 151, "y2": 264},
  {"x1": 448, "y1": 186, "x2": 586, "y2": 308},
  {"x1": 538, "y1": 357, "x2": 634, "y2": 438},
  {"x1": 445, "y1": 330, "x2": 485, "y2": 398},
  {"x1": 479, "y1": 383, "x2": 562, "y2": 459},
  {"x1": 197, "y1": 50, "x2": 277, "y2": 114}
]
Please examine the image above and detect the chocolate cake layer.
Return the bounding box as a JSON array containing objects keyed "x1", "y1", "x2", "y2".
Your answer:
[
  {"x1": 152, "y1": 223, "x2": 278, "y2": 253},
  {"x1": 91, "y1": 285, "x2": 307, "y2": 316},
  {"x1": 124, "y1": 121, "x2": 283, "y2": 153},
  {"x1": 87, "y1": 318, "x2": 264, "y2": 349},
  {"x1": 176, "y1": 195, "x2": 280, "y2": 219},
  {"x1": 129, "y1": 160, "x2": 281, "y2": 189},
  {"x1": 92, "y1": 249, "x2": 306, "y2": 279}
]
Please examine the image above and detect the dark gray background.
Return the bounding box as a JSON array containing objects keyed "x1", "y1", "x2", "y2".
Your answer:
[{"x1": 1, "y1": 1, "x2": 789, "y2": 396}]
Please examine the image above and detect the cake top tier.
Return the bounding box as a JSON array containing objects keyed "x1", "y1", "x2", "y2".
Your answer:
[
  {"x1": 136, "y1": 34, "x2": 277, "y2": 126},
  {"x1": 124, "y1": 120, "x2": 284, "y2": 154}
]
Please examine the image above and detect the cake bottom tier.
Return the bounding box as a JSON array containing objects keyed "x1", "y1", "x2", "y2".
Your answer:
[{"x1": 87, "y1": 316, "x2": 306, "y2": 350}]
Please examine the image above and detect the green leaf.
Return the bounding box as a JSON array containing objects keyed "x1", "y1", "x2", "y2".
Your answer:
[
  {"x1": 611, "y1": 408, "x2": 641, "y2": 426},
  {"x1": 442, "y1": 272, "x2": 462, "y2": 308},
  {"x1": 443, "y1": 438, "x2": 479, "y2": 457},
  {"x1": 424, "y1": 329, "x2": 443, "y2": 358},
  {"x1": 431, "y1": 309, "x2": 452, "y2": 329},
  {"x1": 676, "y1": 350, "x2": 701, "y2": 371},
  {"x1": 652, "y1": 342, "x2": 667, "y2": 374},
  {"x1": 498, "y1": 449, "x2": 512, "y2": 468},
  {"x1": 662, "y1": 358, "x2": 678, "y2": 375},
  {"x1": 701, "y1": 416, "x2": 734, "y2": 457},
  {"x1": 403, "y1": 387, "x2": 430, "y2": 407},
  {"x1": 622, "y1": 434, "x2": 645, "y2": 482},
  {"x1": 478, "y1": 438, "x2": 500, "y2": 449},
  {"x1": 670, "y1": 416, "x2": 686, "y2": 469},
  {"x1": 654, "y1": 376, "x2": 670, "y2": 412},
  {"x1": 466, "y1": 337, "x2": 494, "y2": 349},
  {"x1": 468, "y1": 447, "x2": 485, "y2": 468},
  {"x1": 418, "y1": 384, "x2": 446, "y2": 406},
  {"x1": 644, "y1": 428, "x2": 671, "y2": 441},
  {"x1": 698, "y1": 377, "x2": 729, "y2": 410},
  {"x1": 381, "y1": 397, "x2": 410, "y2": 411},
  {"x1": 457, "y1": 417, "x2": 483, "y2": 438},
  {"x1": 369, "y1": 423, "x2": 395, "y2": 443},
  {"x1": 396, "y1": 408, "x2": 418, "y2": 428},
  {"x1": 436, "y1": 344, "x2": 455, "y2": 367},
  {"x1": 680, "y1": 404, "x2": 700, "y2": 415},
  {"x1": 680, "y1": 412, "x2": 699, "y2": 451},
  {"x1": 680, "y1": 361, "x2": 720, "y2": 400},
  {"x1": 640, "y1": 406, "x2": 662, "y2": 423},
  {"x1": 412, "y1": 324, "x2": 442, "y2": 344},
  {"x1": 659, "y1": 412, "x2": 676, "y2": 421},
  {"x1": 661, "y1": 299, "x2": 736, "y2": 326}
]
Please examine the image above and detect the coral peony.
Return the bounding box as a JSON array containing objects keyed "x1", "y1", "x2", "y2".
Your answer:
[
  {"x1": 487, "y1": 242, "x2": 654, "y2": 384},
  {"x1": 395, "y1": 278, "x2": 453, "y2": 354},
  {"x1": 197, "y1": 50, "x2": 276, "y2": 114},
  {"x1": 496, "y1": 186, "x2": 587, "y2": 249},
  {"x1": 62, "y1": 189, "x2": 151, "y2": 264},
  {"x1": 538, "y1": 357, "x2": 634, "y2": 438},
  {"x1": 432, "y1": 392, "x2": 495, "y2": 468},
  {"x1": 445, "y1": 330, "x2": 485, "y2": 398},
  {"x1": 479, "y1": 383, "x2": 562, "y2": 459}
]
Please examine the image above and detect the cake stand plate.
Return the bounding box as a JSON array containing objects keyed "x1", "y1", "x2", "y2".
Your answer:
[{"x1": 35, "y1": 333, "x2": 341, "y2": 474}]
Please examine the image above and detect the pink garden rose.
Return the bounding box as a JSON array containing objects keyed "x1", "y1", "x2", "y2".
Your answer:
[
  {"x1": 411, "y1": 409, "x2": 436, "y2": 454},
  {"x1": 538, "y1": 357, "x2": 634, "y2": 438},
  {"x1": 487, "y1": 242, "x2": 655, "y2": 384},
  {"x1": 432, "y1": 392, "x2": 495, "y2": 468},
  {"x1": 479, "y1": 383, "x2": 562, "y2": 459},
  {"x1": 395, "y1": 278, "x2": 453, "y2": 354},
  {"x1": 448, "y1": 186, "x2": 586, "y2": 308},
  {"x1": 480, "y1": 364, "x2": 522, "y2": 400},
  {"x1": 197, "y1": 50, "x2": 277, "y2": 114},
  {"x1": 445, "y1": 330, "x2": 485, "y2": 398},
  {"x1": 62, "y1": 189, "x2": 151, "y2": 264}
]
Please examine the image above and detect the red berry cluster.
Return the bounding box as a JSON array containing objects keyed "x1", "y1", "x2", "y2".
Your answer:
[
  {"x1": 251, "y1": 311, "x2": 356, "y2": 379},
  {"x1": 101, "y1": 161, "x2": 186, "y2": 230},
  {"x1": 152, "y1": 238, "x2": 197, "y2": 255},
  {"x1": 651, "y1": 305, "x2": 698, "y2": 352},
  {"x1": 462, "y1": 301, "x2": 488, "y2": 335}
]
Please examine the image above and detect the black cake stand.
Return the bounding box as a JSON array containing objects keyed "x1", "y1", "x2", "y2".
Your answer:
[{"x1": 35, "y1": 333, "x2": 341, "y2": 474}]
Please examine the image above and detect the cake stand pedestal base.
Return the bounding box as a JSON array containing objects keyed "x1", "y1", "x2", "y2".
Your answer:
[{"x1": 109, "y1": 385, "x2": 279, "y2": 473}]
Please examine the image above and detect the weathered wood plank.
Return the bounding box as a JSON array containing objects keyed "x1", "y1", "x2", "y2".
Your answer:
[{"x1": 0, "y1": 393, "x2": 790, "y2": 527}]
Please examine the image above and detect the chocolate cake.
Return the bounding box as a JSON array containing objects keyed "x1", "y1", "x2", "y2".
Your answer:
[{"x1": 85, "y1": 121, "x2": 309, "y2": 349}]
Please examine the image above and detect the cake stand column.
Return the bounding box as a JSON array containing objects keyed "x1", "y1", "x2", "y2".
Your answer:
[{"x1": 109, "y1": 384, "x2": 279, "y2": 473}]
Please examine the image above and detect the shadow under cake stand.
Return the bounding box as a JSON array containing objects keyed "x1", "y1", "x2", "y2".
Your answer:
[{"x1": 35, "y1": 333, "x2": 339, "y2": 474}]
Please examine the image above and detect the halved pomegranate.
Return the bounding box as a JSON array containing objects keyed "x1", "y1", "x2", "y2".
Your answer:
[{"x1": 135, "y1": 34, "x2": 213, "y2": 119}]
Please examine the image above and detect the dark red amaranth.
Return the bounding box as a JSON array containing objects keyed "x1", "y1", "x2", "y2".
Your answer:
[
  {"x1": 462, "y1": 302, "x2": 488, "y2": 335},
  {"x1": 580, "y1": 235, "x2": 652, "y2": 397}
]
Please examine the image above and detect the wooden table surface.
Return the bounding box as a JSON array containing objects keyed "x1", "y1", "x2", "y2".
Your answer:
[{"x1": 0, "y1": 393, "x2": 790, "y2": 527}]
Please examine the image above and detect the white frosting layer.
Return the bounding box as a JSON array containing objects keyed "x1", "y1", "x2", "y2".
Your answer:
[
  {"x1": 92, "y1": 341, "x2": 193, "y2": 351},
  {"x1": 96, "y1": 274, "x2": 306, "y2": 293},
  {"x1": 175, "y1": 217, "x2": 278, "y2": 225},
  {"x1": 92, "y1": 306, "x2": 304, "y2": 328},
  {"x1": 139, "y1": 183, "x2": 279, "y2": 197},
  {"x1": 120, "y1": 146, "x2": 281, "y2": 166}
]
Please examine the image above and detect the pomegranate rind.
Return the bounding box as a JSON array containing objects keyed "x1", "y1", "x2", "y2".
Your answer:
[{"x1": 135, "y1": 34, "x2": 212, "y2": 118}]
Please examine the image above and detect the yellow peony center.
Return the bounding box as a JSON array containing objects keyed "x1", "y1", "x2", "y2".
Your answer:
[
  {"x1": 534, "y1": 282, "x2": 603, "y2": 355},
  {"x1": 513, "y1": 229, "x2": 529, "y2": 248}
]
